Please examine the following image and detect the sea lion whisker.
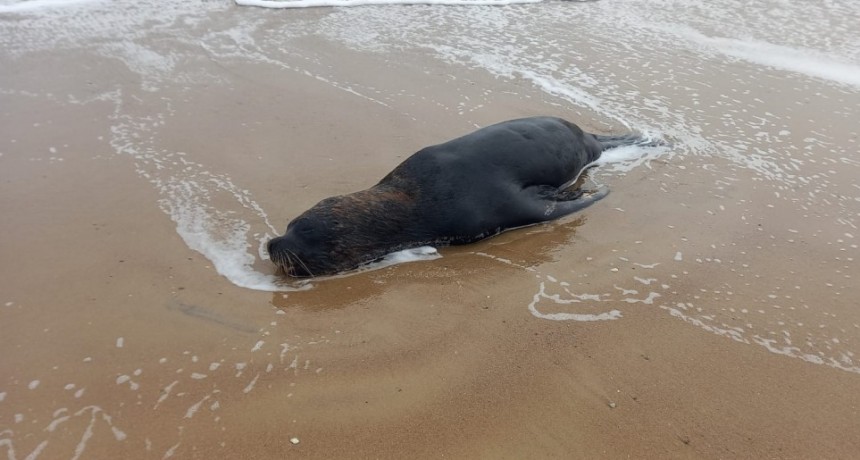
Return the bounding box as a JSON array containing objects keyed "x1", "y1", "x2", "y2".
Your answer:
[
  {"x1": 285, "y1": 248, "x2": 314, "y2": 278},
  {"x1": 285, "y1": 258, "x2": 292, "y2": 273},
  {"x1": 273, "y1": 253, "x2": 286, "y2": 275},
  {"x1": 282, "y1": 253, "x2": 295, "y2": 276},
  {"x1": 275, "y1": 252, "x2": 293, "y2": 277}
]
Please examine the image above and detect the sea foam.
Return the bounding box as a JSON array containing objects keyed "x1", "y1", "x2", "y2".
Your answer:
[
  {"x1": 236, "y1": 0, "x2": 541, "y2": 8},
  {"x1": 0, "y1": 0, "x2": 103, "y2": 13},
  {"x1": 668, "y1": 25, "x2": 860, "y2": 89}
]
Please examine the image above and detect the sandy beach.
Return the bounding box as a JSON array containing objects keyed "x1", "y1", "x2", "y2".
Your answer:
[{"x1": 2, "y1": 0, "x2": 859, "y2": 458}]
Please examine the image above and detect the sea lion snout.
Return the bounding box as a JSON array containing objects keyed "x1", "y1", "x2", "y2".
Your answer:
[
  {"x1": 267, "y1": 235, "x2": 312, "y2": 277},
  {"x1": 266, "y1": 236, "x2": 288, "y2": 269}
]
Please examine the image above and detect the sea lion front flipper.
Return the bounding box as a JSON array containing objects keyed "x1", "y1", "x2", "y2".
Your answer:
[
  {"x1": 522, "y1": 185, "x2": 609, "y2": 222},
  {"x1": 547, "y1": 186, "x2": 608, "y2": 219}
]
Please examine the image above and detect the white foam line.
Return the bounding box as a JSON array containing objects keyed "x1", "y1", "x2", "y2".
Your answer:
[
  {"x1": 355, "y1": 246, "x2": 442, "y2": 272},
  {"x1": 0, "y1": 0, "x2": 102, "y2": 13},
  {"x1": 24, "y1": 440, "x2": 48, "y2": 460},
  {"x1": 621, "y1": 292, "x2": 661, "y2": 304},
  {"x1": 0, "y1": 437, "x2": 15, "y2": 460},
  {"x1": 163, "y1": 180, "x2": 309, "y2": 292},
  {"x1": 162, "y1": 440, "x2": 180, "y2": 459},
  {"x1": 70, "y1": 407, "x2": 113, "y2": 460},
  {"x1": 242, "y1": 373, "x2": 260, "y2": 394},
  {"x1": 663, "y1": 306, "x2": 749, "y2": 344},
  {"x1": 664, "y1": 304, "x2": 860, "y2": 375},
  {"x1": 519, "y1": 69, "x2": 623, "y2": 127},
  {"x1": 667, "y1": 25, "x2": 860, "y2": 89},
  {"x1": 300, "y1": 246, "x2": 442, "y2": 283},
  {"x1": 184, "y1": 394, "x2": 211, "y2": 419},
  {"x1": 104, "y1": 89, "x2": 300, "y2": 293},
  {"x1": 752, "y1": 336, "x2": 860, "y2": 374},
  {"x1": 153, "y1": 380, "x2": 179, "y2": 410},
  {"x1": 529, "y1": 282, "x2": 622, "y2": 322},
  {"x1": 237, "y1": 0, "x2": 541, "y2": 8},
  {"x1": 47, "y1": 415, "x2": 71, "y2": 432}
]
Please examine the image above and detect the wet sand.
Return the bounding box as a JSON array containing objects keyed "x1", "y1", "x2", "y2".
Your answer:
[{"x1": 2, "y1": 1, "x2": 860, "y2": 459}]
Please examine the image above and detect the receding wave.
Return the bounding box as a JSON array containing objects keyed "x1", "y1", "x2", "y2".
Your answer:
[
  {"x1": 236, "y1": 0, "x2": 541, "y2": 8},
  {"x1": 0, "y1": 0, "x2": 102, "y2": 13},
  {"x1": 666, "y1": 25, "x2": 860, "y2": 89}
]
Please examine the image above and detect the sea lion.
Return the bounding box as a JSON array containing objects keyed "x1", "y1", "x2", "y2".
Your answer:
[{"x1": 268, "y1": 116, "x2": 647, "y2": 277}]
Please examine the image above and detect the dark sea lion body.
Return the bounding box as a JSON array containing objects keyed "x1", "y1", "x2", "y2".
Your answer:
[{"x1": 268, "y1": 116, "x2": 642, "y2": 277}]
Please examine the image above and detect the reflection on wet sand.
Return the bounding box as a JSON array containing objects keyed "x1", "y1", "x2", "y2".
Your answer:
[{"x1": 274, "y1": 217, "x2": 586, "y2": 311}]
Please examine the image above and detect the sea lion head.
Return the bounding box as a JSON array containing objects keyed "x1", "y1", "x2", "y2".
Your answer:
[
  {"x1": 267, "y1": 190, "x2": 414, "y2": 278},
  {"x1": 267, "y1": 214, "x2": 337, "y2": 278}
]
